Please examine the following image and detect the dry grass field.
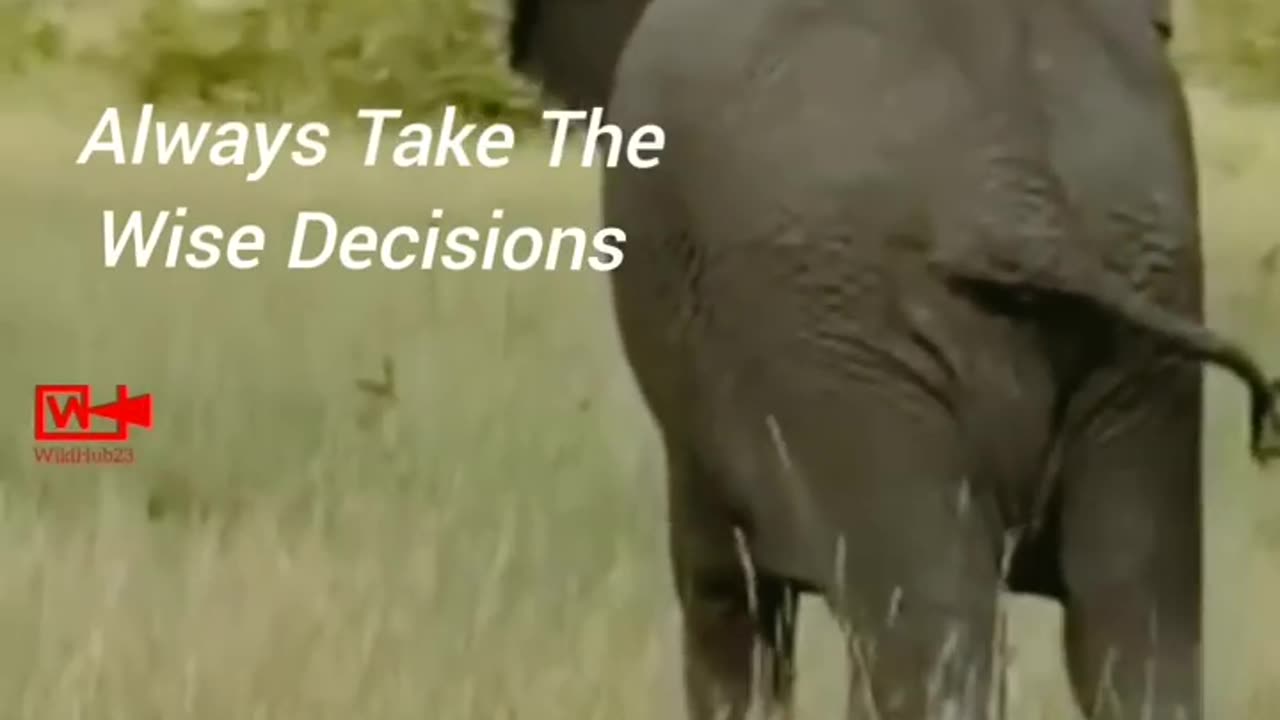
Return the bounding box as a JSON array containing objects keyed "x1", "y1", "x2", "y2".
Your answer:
[{"x1": 0, "y1": 86, "x2": 1277, "y2": 718}]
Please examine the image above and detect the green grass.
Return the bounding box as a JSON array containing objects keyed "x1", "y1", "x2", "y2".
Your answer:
[{"x1": 0, "y1": 87, "x2": 1278, "y2": 718}]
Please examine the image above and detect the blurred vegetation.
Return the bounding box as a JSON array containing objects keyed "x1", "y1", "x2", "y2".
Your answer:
[
  {"x1": 0, "y1": 0, "x2": 542, "y2": 124},
  {"x1": 1189, "y1": 0, "x2": 1280, "y2": 99},
  {"x1": 0, "y1": 0, "x2": 1278, "y2": 120}
]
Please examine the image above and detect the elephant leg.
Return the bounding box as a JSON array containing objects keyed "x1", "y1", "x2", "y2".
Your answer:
[
  {"x1": 1059, "y1": 361, "x2": 1202, "y2": 720},
  {"x1": 824, "y1": 411, "x2": 1000, "y2": 720},
  {"x1": 838, "y1": 544, "x2": 1001, "y2": 718},
  {"x1": 667, "y1": 452, "x2": 802, "y2": 720}
]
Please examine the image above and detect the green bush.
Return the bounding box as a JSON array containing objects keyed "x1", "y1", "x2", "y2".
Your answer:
[
  {"x1": 1184, "y1": 0, "x2": 1280, "y2": 99},
  {"x1": 116, "y1": 0, "x2": 540, "y2": 122},
  {"x1": 0, "y1": 0, "x2": 64, "y2": 74},
  {"x1": 7, "y1": 0, "x2": 543, "y2": 124}
]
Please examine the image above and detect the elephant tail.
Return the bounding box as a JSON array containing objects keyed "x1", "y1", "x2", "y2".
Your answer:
[
  {"x1": 1099, "y1": 291, "x2": 1280, "y2": 463},
  {"x1": 932, "y1": 252, "x2": 1280, "y2": 464}
]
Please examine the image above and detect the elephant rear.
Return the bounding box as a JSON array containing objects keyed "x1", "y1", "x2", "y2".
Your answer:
[{"x1": 606, "y1": 0, "x2": 1081, "y2": 592}]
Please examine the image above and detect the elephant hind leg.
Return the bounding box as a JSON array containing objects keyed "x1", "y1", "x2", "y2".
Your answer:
[
  {"x1": 1058, "y1": 360, "x2": 1202, "y2": 720},
  {"x1": 811, "y1": 405, "x2": 1002, "y2": 719},
  {"x1": 839, "y1": 591, "x2": 1000, "y2": 720},
  {"x1": 677, "y1": 568, "x2": 802, "y2": 720},
  {"x1": 667, "y1": 453, "x2": 803, "y2": 720}
]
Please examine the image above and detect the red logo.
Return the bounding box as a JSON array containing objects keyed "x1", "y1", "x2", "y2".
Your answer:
[{"x1": 34, "y1": 384, "x2": 154, "y2": 442}]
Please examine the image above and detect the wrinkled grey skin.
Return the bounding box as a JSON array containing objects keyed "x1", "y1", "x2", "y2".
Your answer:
[{"x1": 508, "y1": 1, "x2": 1280, "y2": 718}]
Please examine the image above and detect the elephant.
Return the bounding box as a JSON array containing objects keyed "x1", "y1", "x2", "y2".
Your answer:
[{"x1": 506, "y1": 0, "x2": 1280, "y2": 718}]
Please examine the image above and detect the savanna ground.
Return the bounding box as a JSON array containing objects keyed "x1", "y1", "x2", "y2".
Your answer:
[{"x1": 1, "y1": 40, "x2": 1280, "y2": 720}]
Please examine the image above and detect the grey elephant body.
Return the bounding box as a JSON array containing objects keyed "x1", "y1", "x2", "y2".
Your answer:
[{"x1": 509, "y1": 0, "x2": 1278, "y2": 717}]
